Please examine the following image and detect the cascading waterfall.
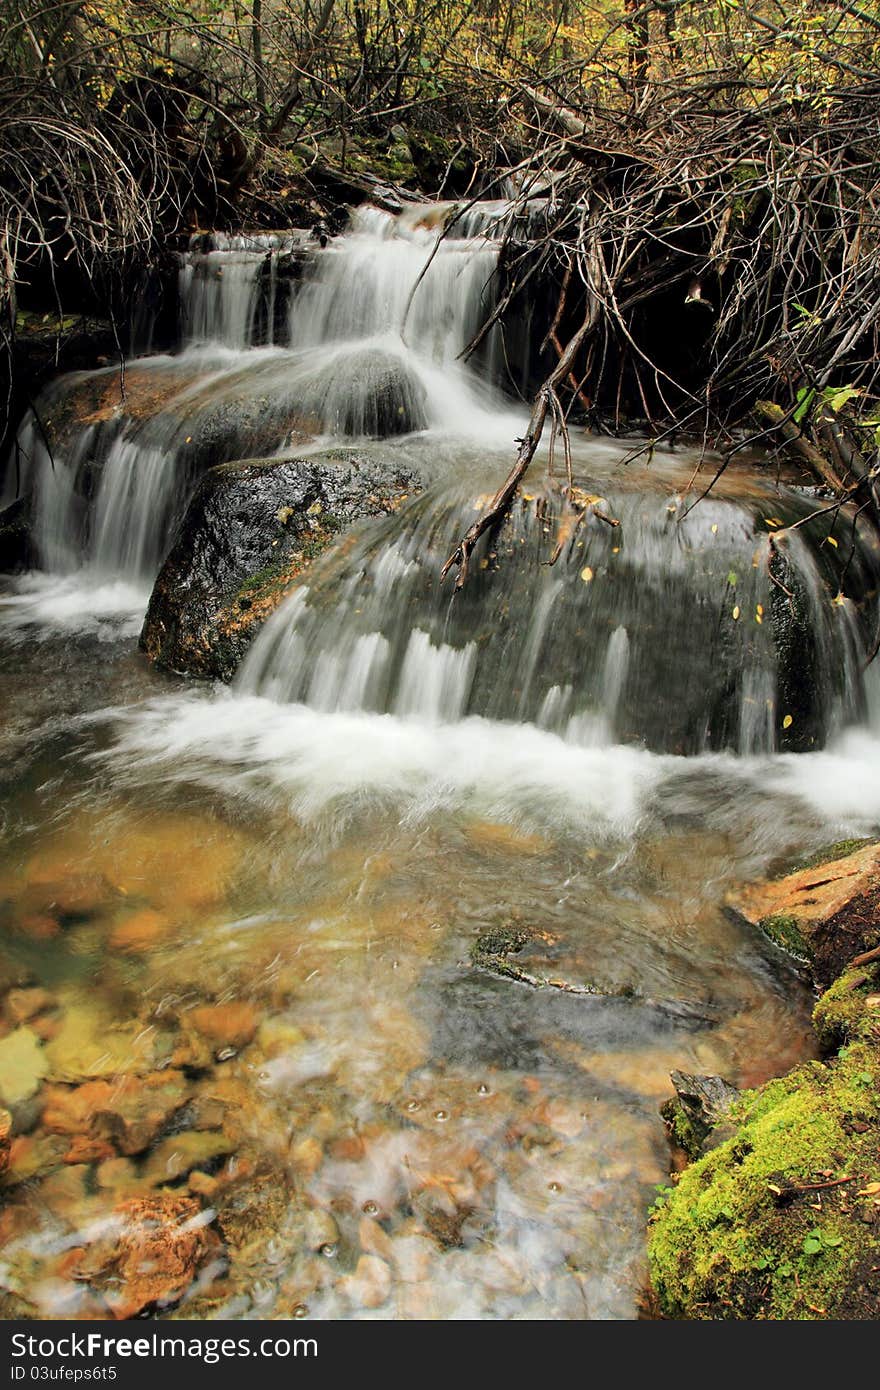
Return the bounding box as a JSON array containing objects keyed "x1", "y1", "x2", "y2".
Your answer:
[
  {"x1": 1, "y1": 202, "x2": 518, "y2": 628},
  {"x1": 238, "y1": 479, "x2": 874, "y2": 755},
  {"x1": 1, "y1": 196, "x2": 878, "y2": 747}
]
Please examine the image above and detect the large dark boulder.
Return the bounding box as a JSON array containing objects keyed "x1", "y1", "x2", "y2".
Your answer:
[
  {"x1": 0, "y1": 497, "x2": 34, "y2": 573},
  {"x1": 140, "y1": 451, "x2": 419, "y2": 680}
]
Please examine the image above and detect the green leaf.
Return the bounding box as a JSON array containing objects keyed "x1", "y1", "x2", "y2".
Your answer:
[
  {"x1": 823, "y1": 384, "x2": 861, "y2": 414},
  {"x1": 793, "y1": 387, "x2": 816, "y2": 424},
  {"x1": 823, "y1": 1234, "x2": 843, "y2": 1248},
  {"x1": 802, "y1": 1236, "x2": 822, "y2": 1255},
  {"x1": 727, "y1": 571, "x2": 738, "y2": 586}
]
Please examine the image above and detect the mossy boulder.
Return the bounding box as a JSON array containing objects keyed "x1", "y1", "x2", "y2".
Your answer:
[
  {"x1": 140, "y1": 451, "x2": 420, "y2": 680},
  {"x1": 726, "y1": 841, "x2": 880, "y2": 986},
  {"x1": 649, "y1": 965, "x2": 880, "y2": 1319}
]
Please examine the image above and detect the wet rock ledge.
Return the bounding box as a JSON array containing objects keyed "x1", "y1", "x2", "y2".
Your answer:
[
  {"x1": 649, "y1": 840, "x2": 880, "y2": 1319},
  {"x1": 141, "y1": 451, "x2": 419, "y2": 680}
]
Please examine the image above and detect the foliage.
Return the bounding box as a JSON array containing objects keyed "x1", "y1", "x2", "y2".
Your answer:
[{"x1": 3, "y1": 2, "x2": 880, "y2": 452}]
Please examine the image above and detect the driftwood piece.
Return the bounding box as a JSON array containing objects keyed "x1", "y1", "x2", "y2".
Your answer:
[
  {"x1": 443, "y1": 222, "x2": 604, "y2": 587},
  {"x1": 754, "y1": 400, "x2": 849, "y2": 494}
]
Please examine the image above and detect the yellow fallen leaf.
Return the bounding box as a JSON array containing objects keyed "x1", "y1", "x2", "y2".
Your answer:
[
  {"x1": 756, "y1": 604, "x2": 764, "y2": 616},
  {"x1": 580, "y1": 566, "x2": 594, "y2": 583},
  {"x1": 711, "y1": 523, "x2": 718, "y2": 534},
  {"x1": 833, "y1": 592, "x2": 846, "y2": 606},
  {"x1": 857, "y1": 1182, "x2": 880, "y2": 1196},
  {"x1": 755, "y1": 612, "x2": 763, "y2": 624},
  {"x1": 732, "y1": 605, "x2": 740, "y2": 620},
  {"x1": 826, "y1": 535, "x2": 839, "y2": 548},
  {"x1": 782, "y1": 714, "x2": 793, "y2": 729}
]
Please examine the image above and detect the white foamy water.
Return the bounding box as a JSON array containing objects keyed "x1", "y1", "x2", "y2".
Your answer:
[
  {"x1": 0, "y1": 573, "x2": 151, "y2": 640},
  {"x1": 97, "y1": 686, "x2": 880, "y2": 851}
]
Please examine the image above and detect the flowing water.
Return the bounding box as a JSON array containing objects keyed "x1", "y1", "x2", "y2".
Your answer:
[{"x1": 1, "y1": 203, "x2": 880, "y2": 1320}]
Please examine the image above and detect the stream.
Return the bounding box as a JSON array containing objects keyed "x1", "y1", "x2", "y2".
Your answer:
[{"x1": 1, "y1": 203, "x2": 880, "y2": 1320}]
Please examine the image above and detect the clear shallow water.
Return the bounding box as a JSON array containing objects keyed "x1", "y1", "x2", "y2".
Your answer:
[{"x1": 4, "y1": 613, "x2": 879, "y2": 1318}]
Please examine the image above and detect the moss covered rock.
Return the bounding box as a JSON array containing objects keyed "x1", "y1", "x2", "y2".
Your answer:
[{"x1": 649, "y1": 965, "x2": 880, "y2": 1319}]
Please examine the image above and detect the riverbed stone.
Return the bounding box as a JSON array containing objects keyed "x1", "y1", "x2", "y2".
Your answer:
[
  {"x1": 0, "y1": 1027, "x2": 48, "y2": 1108},
  {"x1": 140, "y1": 451, "x2": 419, "y2": 680},
  {"x1": 726, "y1": 840, "x2": 880, "y2": 984},
  {"x1": 42, "y1": 1071, "x2": 189, "y2": 1156},
  {"x1": 141, "y1": 1130, "x2": 235, "y2": 1187},
  {"x1": 72, "y1": 1193, "x2": 224, "y2": 1320},
  {"x1": 108, "y1": 907, "x2": 172, "y2": 954},
  {"x1": 187, "y1": 1002, "x2": 258, "y2": 1053},
  {"x1": 44, "y1": 1001, "x2": 160, "y2": 1081}
]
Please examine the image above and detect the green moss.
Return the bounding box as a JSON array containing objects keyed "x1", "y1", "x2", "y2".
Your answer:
[
  {"x1": 660, "y1": 1097, "x2": 703, "y2": 1160},
  {"x1": 648, "y1": 1042, "x2": 880, "y2": 1319},
  {"x1": 759, "y1": 912, "x2": 810, "y2": 961},
  {"x1": 813, "y1": 964, "x2": 880, "y2": 1051},
  {"x1": 788, "y1": 839, "x2": 875, "y2": 874},
  {"x1": 232, "y1": 519, "x2": 339, "y2": 605}
]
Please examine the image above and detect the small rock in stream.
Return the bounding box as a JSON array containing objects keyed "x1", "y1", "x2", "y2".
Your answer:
[
  {"x1": 71, "y1": 1193, "x2": 224, "y2": 1320},
  {"x1": 0, "y1": 1027, "x2": 48, "y2": 1109},
  {"x1": 661, "y1": 1071, "x2": 740, "y2": 1159}
]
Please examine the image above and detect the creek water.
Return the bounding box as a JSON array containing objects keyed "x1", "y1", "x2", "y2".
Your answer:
[{"x1": 1, "y1": 203, "x2": 880, "y2": 1319}]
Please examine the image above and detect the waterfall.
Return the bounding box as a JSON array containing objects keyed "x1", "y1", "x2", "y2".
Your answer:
[
  {"x1": 1, "y1": 201, "x2": 518, "y2": 625},
  {"x1": 238, "y1": 481, "x2": 876, "y2": 755},
  {"x1": 2, "y1": 199, "x2": 879, "y2": 755}
]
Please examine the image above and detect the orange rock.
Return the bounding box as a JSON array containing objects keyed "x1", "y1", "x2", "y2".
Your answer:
[
  {"x1": 64, "y1": 1134, "x2": 116, "y2": 1164},
  {"x1": 16, "y1": 913, "x2": 59, "y2": 941},
  {"x1": 5, "y1": 987, "x2": 56, "y2": 1025},
  {"x1": 359, "y1": 1215, "x2": 394, "y2": 1262},
  {"x1": 30, "y1": 1014, "x2": 61, "y2": 1042},
  {"x1": 6, "y1": 1132, "x2": 67, "y2": 1185},
  {"x1": 187, "y1": 1002, "x2": 257, "y2": 1052},
  {"x1": 95, "y1": 1157, "x2": 140, "y2": 1196},
  {"x1": 726, "y1": 842, "x2": 880, "y2": 983},
  {"x1": 42, "y1": 1071, "x2": 188, "y2": 1157},
  {"x1": 73, "y1": 1193, "x2": 224, "y2": 1320},
  {"x1": 54, "y1": 1247, "x2": 88, "y2": 1281},
  {"x1": 288, "y1": 1134, "x2": 323, "y2": 1177},
  {"x1": 108, "y1": 909, "x2": 172, "y2": 954},
  {"x1": 467, "y1": 820, "x2": 549, "y2": 855}
]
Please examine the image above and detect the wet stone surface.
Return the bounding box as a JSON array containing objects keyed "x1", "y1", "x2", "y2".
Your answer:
[{"x1": 140, "y1": 452, "x2": 420, "y2": 681}]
